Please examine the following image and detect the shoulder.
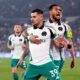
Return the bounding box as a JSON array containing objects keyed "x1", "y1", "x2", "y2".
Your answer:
[
  {"x1": 45, "y1": 20, "x2": 52, "y2": 27},
  {"x1": 27, "y1": 26, "x2": 33, "y2": 33},
  {"x1": 62, "y1": 22, "x2": 73, "y2": 38},
  {"x1": 20, "y1": 34, "x2": 25, "y2": 38},
  {"x1": 8, "y1": 34, "x2": 14, "y2": 40},
  {"x1": 45, "y1": 20, "x2": 56, "y2": 32},
  {"x1": 22, "y1": 26, "x2": 33, "y2": 35},
  {"x1": 45, "y1": 20, "x2": 49, "y2": 25},
  {"x1": 44, "y1": 26, "x2": 56, "y2": 34},
  {"x1": 27, "y1": 26, "x2": 33, "y2": 30},
  {"x1": 62, "y1": 22, "x2": 72, "y2": 31}
]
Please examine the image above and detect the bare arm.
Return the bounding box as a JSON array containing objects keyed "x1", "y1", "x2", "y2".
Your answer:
[
  {"x1": 67, "y1": 38, "x2": 76, "y2": 68},
  {"x1": 7, "y1": 45, "x2": 14, "y2": 50},
  {"x1": 22, "y1": 29, "x2": 41, "y2": 44},
  {"x1": 54, "y1": 37, "x2": 76, "y2": 68},
  {"x1": 22, "y1": 30, "x2": 29, "y2": 39},
  {"x1": 53, "y1": 37, "x2": 66, "y2": 48},
  {"x1": 16, "y1": 46, "x2": 29, "y2": 68}
]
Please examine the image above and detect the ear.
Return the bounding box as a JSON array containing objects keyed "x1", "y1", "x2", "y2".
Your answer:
[
  {"x1": 49, "y1": 10, "x2": 52, "y2": 15},
  {"x1": 39, "y1": 14, "x2": 44, "y2": 20}
]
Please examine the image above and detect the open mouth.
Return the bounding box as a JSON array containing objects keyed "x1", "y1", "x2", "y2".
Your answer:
[{"x1": 56, "y1": 14, "x2": 60, "y2": 17}]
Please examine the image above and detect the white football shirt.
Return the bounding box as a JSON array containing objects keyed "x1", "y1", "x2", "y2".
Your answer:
[
  {"x1": 8, "y1": 34, "x2": 27, "y2": 59},
  {"x1": 27, "y1": 25, "x2": 56, "y2": 65},
  {"x1": 45, "y1": 20, "x2": 72, "y2": 60}
]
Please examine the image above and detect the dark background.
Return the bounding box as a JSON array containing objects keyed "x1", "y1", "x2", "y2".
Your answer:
[{"x1": 0, "y1": 0, "x2": 80, "y2": 52}]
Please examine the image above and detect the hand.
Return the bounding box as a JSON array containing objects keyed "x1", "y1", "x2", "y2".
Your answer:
[
  {"x1": 59, "y1": 43, "x2": 64, "y2": 48},
  {"x1": 29, "y1": 35, "x2": 41, "y2": 44},
  {"x1": 59, "y1": 37, "x2": 68, "y2": 48},
  {"x1": 16, "y1": 58, "x2": 23, "y2": 68},
  {"x1": 10, "y1": 45, "x2": 14, "y2": 50},
  {"x1": 70, "y1": 59, "x2": 75, "y2": 68},
  {"x1": 20, "y1": 43, "x2": 26, "y2": 48}
]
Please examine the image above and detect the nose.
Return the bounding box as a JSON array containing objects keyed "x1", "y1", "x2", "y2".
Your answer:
[{"x1": 57, "y1": 9, "x2": 61, "y2": 13}]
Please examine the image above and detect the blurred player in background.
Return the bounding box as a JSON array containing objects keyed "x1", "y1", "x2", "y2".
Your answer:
[
  {"x1": 45, "y1": 3, "x2": 76, "y2": 79},
  {"x1": 7, "y1": 24, "x2": 28, "y2": 80}
]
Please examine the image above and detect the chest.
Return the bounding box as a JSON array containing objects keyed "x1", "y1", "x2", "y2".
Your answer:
[
  {"x1": 49, "y1": 23, "x2": 65, "y2": 36},
  {"x1": 11, "y1": 36, "x2": 24, "y2": 45},
  {"x1": 29, "y1": 28, "x2": 51, "y2": 39}
]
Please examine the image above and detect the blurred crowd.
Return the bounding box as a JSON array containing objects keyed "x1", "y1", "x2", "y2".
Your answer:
[
  {"x1": 0, "y1": 22, "x2": 80, "y2": 54},
  {"x1": 0, "y1": 0, "x2": 80, "y2": 55}
]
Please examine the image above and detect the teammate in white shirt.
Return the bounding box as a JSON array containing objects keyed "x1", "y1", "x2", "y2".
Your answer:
[
  {"x1": 45, "y1": 4, "x2": 76, "y2": 80},
  {"x1": 17, "y1": 9, "x2": 63, "y2": 80},
  {"x1": 7, "y1": 24, "x2": 28, "y2": 80}
]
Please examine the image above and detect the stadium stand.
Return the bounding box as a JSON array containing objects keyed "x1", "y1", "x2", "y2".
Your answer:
[{"x1": 0, "y1": 0, "x2": 80, "y2": 53}]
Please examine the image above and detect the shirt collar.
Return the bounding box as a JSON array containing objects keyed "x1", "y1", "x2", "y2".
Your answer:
[
  {"x1": 14, "y1": 34, "x2": 21, "y2": 37},
  {"x1": 33, "y1": 23, "x2": 44, "y2": 29},
  {"x1": 49, "y1": 18, "x2": 61, "y2": 25},
  {"x1": 49, "y1": 18, "x2": 53, "y2": 23}
]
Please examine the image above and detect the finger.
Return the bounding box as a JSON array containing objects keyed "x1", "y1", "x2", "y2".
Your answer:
[
  {"x1": 59, "y1": 43, "x2": 64, "y2": 48},
  {"x1": 70, "y1": 61, "x2": 75, "y2": 68},
  {"x1": 71, "y1": 64, "x2": 74, "y2": 68},
  {"x1": 16, "y1": 61, "x2": 21, "y2": 68},
  {"x1": 34, "y1": 40, "x2": 41, "y2": 44},
  {"x1": 16, "y1": 64, "x2": 19, "y2": 68},
  {"x1": 60, "y1": 37, "x2": 68, "y2": 43}
]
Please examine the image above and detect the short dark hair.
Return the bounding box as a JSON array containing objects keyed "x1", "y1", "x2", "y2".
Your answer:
[
  {"x1": 49, "y1": 4, "x2": 59, "y2": 10},
  {"x1": 31, "y1": 9, "x2": 43, "y2": 14}
]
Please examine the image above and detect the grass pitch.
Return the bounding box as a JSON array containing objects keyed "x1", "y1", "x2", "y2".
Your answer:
[{"x1": 0, "y1": 58, "x2": 80, "y2": 80}]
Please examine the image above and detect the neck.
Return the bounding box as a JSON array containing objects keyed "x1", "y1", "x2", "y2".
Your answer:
[
  {"x1": 15, "y1": 32, "x2": 21, "y2": 36},
  {"x1": 50, "y1": 16, "x2": 60, "y2": 24},
  {"x1": 38, "y1": 22, "x2": 44, "y2": 28},
  {"x1": 34, "y1": 21, "x2": 44, "y2": 28}
]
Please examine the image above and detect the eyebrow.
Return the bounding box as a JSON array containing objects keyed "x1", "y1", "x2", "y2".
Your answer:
[
  {"x1": 57, "y1": 7, "x2": 63, "y2": 12},
  {"x1": 59, "y1": 9, "x2": 62, "y2": 12}
]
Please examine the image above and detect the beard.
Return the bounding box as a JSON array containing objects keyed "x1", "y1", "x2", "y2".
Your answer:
[
  {"x1": 52, "y1": 15, "x2": 61, "y2": 25},
  {"x1": 15, "y1": 31, "x2": 21, "y2": 34},
  {"x1": 52, "y1": 15, "x2": 60, "y2": 21}
]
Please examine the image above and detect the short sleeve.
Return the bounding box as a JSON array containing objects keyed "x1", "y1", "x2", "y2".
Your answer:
[
  {"x1": 64, "y1": 23, "x2": 73, "y2": 39},
  {"x1": 24, "y1": 38, "x2": 28, "y2": 44},
  {"x1": 8, "y1": 36, "x2": 12, "y2": 45}
]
